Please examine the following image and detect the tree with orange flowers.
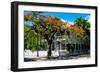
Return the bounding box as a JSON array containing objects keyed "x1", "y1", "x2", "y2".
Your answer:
[{"x1": 33, "y1": 17, "x2": 67, "y2": 58}]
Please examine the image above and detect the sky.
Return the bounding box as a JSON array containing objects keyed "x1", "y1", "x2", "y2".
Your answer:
[{"x1": 24, "y1": 11, "x2": 90, "y2": 26}]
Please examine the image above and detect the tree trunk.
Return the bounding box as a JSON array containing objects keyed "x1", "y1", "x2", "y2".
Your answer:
[
  {"x1": 44, "y1": 32, "x2": 56, "y2": 59},
  {"x1": 47, "y1": 44, "x2": 52, "y2": 59},
  {"x1": 37, "y1": 50, "x2": 39, "y2": 57}
]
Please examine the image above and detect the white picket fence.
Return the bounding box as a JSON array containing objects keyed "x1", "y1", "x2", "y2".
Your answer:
[{"x1": 24, "y1": 49, "x2": 69, "y2": 58}]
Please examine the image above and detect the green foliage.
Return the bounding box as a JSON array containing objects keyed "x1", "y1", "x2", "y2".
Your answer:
[
  {"x1": 74, "y1": 17, "x2": 90, "y2": 44},
  {"x1": 74, "y1": 17, "x2": 90, "y2": 30},
  {"x1": 24, "y1": 24, "x2": 43, "y2": 51}
]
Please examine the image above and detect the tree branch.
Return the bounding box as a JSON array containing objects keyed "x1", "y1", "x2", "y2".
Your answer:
[{"x1": 49, "y1": 31, "x2": 56, "y2": 40}]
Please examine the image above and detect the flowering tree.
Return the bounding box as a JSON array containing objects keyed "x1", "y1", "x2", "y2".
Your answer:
[{"x1": 33, "y1": 17, "x2": 67, "y2": 58}]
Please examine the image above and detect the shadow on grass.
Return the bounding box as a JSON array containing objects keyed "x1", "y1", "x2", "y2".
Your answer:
[{"x1": 24, "y1": 54, "x2": 90, "y2": 62}]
